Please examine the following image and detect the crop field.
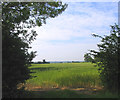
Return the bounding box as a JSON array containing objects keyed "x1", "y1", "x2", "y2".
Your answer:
[{"x1": 24, "y1": 62, "x2": 102, "y2": 91}]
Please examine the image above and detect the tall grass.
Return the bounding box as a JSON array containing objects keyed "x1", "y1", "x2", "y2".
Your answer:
[{"x1": 25, "y1": 62, "x2": 102, "y2": 89}]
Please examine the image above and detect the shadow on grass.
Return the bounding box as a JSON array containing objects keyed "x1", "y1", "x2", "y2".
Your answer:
[{"x1": 22, "y1": 89, "x2": 119, "y2": 98}]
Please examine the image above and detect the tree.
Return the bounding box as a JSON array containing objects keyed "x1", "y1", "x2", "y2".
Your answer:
[
  {"x1": 84, "y1": 53, "x2": 93, "y2": 62},
  {"x1": 2, "y1": 2, "x2": 67, "y2": 98},
  {"x1": 43, "y1": 59, "x2": 46, "y2": 63},
  {"x1": 89, "y1": 24, "x2": 119, "y2": 93}
]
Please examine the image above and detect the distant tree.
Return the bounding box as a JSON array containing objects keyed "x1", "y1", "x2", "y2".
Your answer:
[
  {"x1": 84, "y1": 53, "x2": 93, "y2": 62},
  {"x1": 89, "y1": 24, "x2": 120, "y2": 93},
  {"x1": 2, "y1": 2, "x2": 67, "y2": 98},
  {"x1": 43, "y1": 59, "x2": 46, "y2": 63}
]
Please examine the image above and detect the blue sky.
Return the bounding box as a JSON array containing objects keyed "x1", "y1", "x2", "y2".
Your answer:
[{"x1": 30, "y1": 1, "x2": 118, "y2": 62}]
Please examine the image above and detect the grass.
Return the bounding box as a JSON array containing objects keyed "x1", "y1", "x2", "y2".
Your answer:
[
  {"x1": 20, "y1": 62, "x2": 119, "y2": 98},
  {"x1": 25, "y1": 62, "x2": 101, "y2": 89}
]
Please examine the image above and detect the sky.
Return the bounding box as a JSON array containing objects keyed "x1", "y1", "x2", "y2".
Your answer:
[{"x1": 29, "y1": 1, "x2": 118, "y2": 62}]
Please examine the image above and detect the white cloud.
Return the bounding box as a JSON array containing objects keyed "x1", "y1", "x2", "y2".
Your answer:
[
  {"x1": 30, "y1": 2, "x2": 117, "y2": 61},
  {"x1": 33, "y1": 2, "x2": 117, "y2": 42}
]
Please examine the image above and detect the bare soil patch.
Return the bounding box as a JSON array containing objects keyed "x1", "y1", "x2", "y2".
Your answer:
[{"x1": 17, "y1": 83, "x2": 103, "y2": 95}]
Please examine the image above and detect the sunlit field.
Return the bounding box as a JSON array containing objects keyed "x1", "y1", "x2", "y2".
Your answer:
[{"x1": 24, "y1": 62, "x2": 102, "y2": 91}]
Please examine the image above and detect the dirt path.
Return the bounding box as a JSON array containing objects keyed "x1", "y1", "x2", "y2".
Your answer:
[
  {"x1": 23, "y1": 84, "x2": 103, "y2": 95},
  {"x1": 18, "y1": 83, "x2": 103, "y2": 95}
]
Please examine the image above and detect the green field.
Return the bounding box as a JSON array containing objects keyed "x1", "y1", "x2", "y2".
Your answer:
[
  {"x1": 24, "y1": 62, "x2": 102, "y2": 90},
  {"x1": 19, "y1": 62, "x2": 119, "y2": 98}
]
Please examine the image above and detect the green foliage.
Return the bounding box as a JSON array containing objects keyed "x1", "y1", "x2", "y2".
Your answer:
[
  {"x1": 89, "y1": 24, "x2": 119, "y2": 93},
  {"x1": 84, "y1": 53, "x2": 93, "y2": 62},
  {"x1": 2, "y1": 2, "x2": 67, "y2": 98}
]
